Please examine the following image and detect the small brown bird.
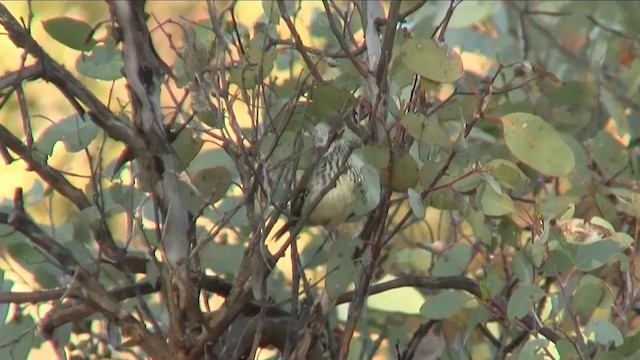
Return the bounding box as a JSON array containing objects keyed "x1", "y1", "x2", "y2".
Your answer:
[{"x1": 274, "y1": 122, "x2": 367, "y2": 240}]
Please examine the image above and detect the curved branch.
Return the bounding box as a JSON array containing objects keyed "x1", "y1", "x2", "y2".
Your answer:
[{"x1": 337, "y1": 275, "x2": 561, "y2": 344}]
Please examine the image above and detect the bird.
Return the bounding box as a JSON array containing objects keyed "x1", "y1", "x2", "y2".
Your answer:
[{"x1": 273, "y1": 114, "x2": 367, "y2": 240}]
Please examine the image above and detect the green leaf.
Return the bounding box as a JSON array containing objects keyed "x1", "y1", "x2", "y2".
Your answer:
[
  {"x1": 432, "y1": 243, "x2": 472, "y2": 276},
  {"x1": 556, "y1": 339, "x2": 580, "y2": 359},
  {"x1": 407, "y1": 188, "x2": 425, "y2": 219},
  {"x1": 467, "y1": 209, "x2": 491, "y2": 245},
  {"x1": 192, "y1": 167, "x2": 233, "y2": 204},
  {"x1": 465, "y1": 307, "x2": 490, "y2": 334},
  {"x1": 0, "y1": 315, "x2": 37, "y2": 360},
  {"x1": 486, "y1": 159, "x2": 530, "y2": 191},
  {"x1": 512, "y1": 252, "x2": 533, "y2": 284},
  {"x1": 445, "y1": 1, "x2": 499, "y2": 28},
  {"x1": 517, "y1": 338, "x2": 548, "y2": 360},
  {"x1": 367, "y1": 275, "x2": 425, "y2": 314},
  {"x1": 481, "y1": 183, "x2": 515, "y2": 216},
  {"x1": 419, "y1": 290, "x2": 470, "y2": 319},
  {"x1": 399, "y1": 38, "x2": 463, "y2": 83},
  {"x1": 400, "y1": 113, "x2": 452, "y2": 148},
  {"x1": 571, "y1": 275, "x2": 605, "y2": 317},
  {"x1": 573, "y1": 239, "x2": 626, "y2": 272},
  {"x1": 585, "y1": 319, "x2": 624, "y2": 347},
  {"x1": 616, "y1": 332, "x2": 640, "y2": 356},
  {"x1": 76, "y1": 44, "x2": 123, "y2": 80},
  {"x1": 388, "y1": 154, "x2": 419, "y2": 192},
  {"x1": 35, "y1": 114, "x2": 98, "y2": 155},
  {"x1": 108, "y1": 183, "x2": 146, "y2": 209},
  {"x1": 189, "y1": 149, "x2": 239, "y2": 180},
  {"x1": 0, "y1": 270, "x2": 11, "y2": 324},
  {"x1": 591, "y1": 130, "x2": 628, "y2": 178},
  {"x1": 500, "y1": 112, "x2": 575, "y2": 176},
  {"x1": 42, "y1": 17, "x2": 97, "y2": 51},
  {"x1": 344, "y1": 157, "x2": 381, "y2": 217},
  {"x1": 507, "y1": 284, "x2": 545, "y2": 320},
  {"x1": 326, "y1": 235, "x2": 357, "y2": 299},
  {"x1": 52, "y1": 323, "x2": 72, "y2": 351},
  {"x1": 499, "y1": 217, "x2": 522, "y2": 247},
  {"x1": 204, "y1": 195, "x2": 248, "y2": 227},
  {"x1": 172, "y1": 127, "x2": 204, "y2": 173},
  {"x1": 306, "y1": 84, "x2": 358, "y2": 122},
  {"x1": 146, "y1": 260, "x2": 160, "y2": 286},
  {"x1": 593, "y1": 352, "x2": 626, "y2": 360},
  {"x1": 198, "y1": 243, "x2": 245, "y2": 275}
]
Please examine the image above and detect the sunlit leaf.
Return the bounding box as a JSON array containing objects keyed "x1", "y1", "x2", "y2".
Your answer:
[
  {"x1": 585, "y1": 319, "x2": 624, "y2": 347},
  {"x1": 420, "y1": 290, "x2": 470, "y2": 320},
  {"x1": 399, "y1": 38, "x2": 463, "y2": 83},
  {"x1": 76, "y1": 44, "x2": 123, "y2": 80},
  {"x1": 42, "y1": 17, "x2": 97, "y2": 51},
  {"x1": 500, "y1": 112, "x2": 575, "y2": 176},
  {"x1": 367, "y1": 275, "x2": 425, "y2": 314},
  {"x1": 35, "y1": 114, "x2": 98, "y2": 155}
]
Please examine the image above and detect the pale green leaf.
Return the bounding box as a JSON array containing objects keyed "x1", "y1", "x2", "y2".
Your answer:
[
  {"x1": 399, "y1": 38, "x2": 463, "y2": 83},
  {"x1": 585, "y1": 319, "x2": 624, "y2": 347},
  {"x1": 501, "y1": 112, "x2": 575, "y2": 176},
  {"x1": 481, "y1": 183, "x2": 515, "y2": 216},
  {"x1": 507, "y1": 284, "x2": 545, "y2": 320},
  {"x1": 400, "y1": 113, "x2": 452, "y2": 148},
  {"x1": 192, "y1": 167, "x2": 232, "y2": 204},
  {"x1": 407, "y1": 188, "x2": 425, "y2": 219},
  {"x1": 432, "y1": 243, "x2": 472, "y2": 276},
  {"x1": 420, "y1": 290, "x2": 470, "y2": 319},
  {"x1": 326, "y1": 235, "x2": 357, "y2": 299}
]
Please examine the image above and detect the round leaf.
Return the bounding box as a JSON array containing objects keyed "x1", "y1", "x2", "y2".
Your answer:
[
  {"x1": 192, "y1": 166, "x2": 233, "y2": 204},
  {"x1": 585, "y1": 319, "x2": 624, "y2": 347},
  {"x1": 171, "y1": 128, "x2": 204, "y2": 172},
  {"x1": 399, "y1": 38, "x2": 463, "y2": 83},
  {"x1": 76, "y1": 44, "x2": 123, "y2": 81},
  {"x1": 388, "y1": 154, "x2": 420, "y2": 192},
  {"x1": 500, "y1": 112, "x2": 575, "y2": 176},
  {"x1": 419, "y1": 290, "x2": 470, "y2": 319},
  {"x1": 367, "y1": 275, "x2": 425, "y2": 314},
  {"x1": 35, "y1": 114, "x2": 98, "y2": 155},
  {"x1": 42, "y1": 17, "x2": 97, "y2": 51}
]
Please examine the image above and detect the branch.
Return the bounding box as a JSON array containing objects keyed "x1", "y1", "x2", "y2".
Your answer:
[
  {"x1": 277, "y1": 0, "x2": 325, "y2": 83},
  {"x1": 0, "y1": 5, "x2": 145, "y2": 154},
  {"x1": 321, "y1": 0, "x2": 367, "y2": 77},
  {"x1": 335, "y1": 275, "x2": 562, "y2": 344},
  {"x1": 108, "y1": 0, "x2": 199, "y2": 351},
  {"x1": 5, "y1": 188, "x2": 79, "y2": 273},
  {"x1": 0, "y1": 63, "x2": 42, "y2": 90}
]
